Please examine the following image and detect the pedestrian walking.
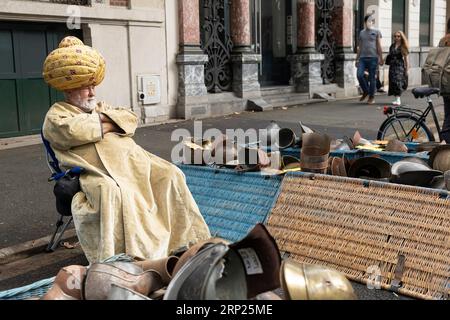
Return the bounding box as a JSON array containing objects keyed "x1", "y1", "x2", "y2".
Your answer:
[
  {"x1": 356, "y1": 14, "x2": 384, "y2": 105},
  {"x1": 386, "y1": 31, "x2": 410, "y2": 106}
]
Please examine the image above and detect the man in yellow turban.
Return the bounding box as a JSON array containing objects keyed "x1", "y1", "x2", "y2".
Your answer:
[{"x1": 42, "y1": 37, "x2": 211, "y2": 263}]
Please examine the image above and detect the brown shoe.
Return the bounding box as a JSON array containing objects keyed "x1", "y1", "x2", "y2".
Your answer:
[
  {"x1": 367, "y1": 96, "x2": 375, "y2": 105},
  {"x1": 359, "y1": 93, "x2": 368, "y2": 101}
]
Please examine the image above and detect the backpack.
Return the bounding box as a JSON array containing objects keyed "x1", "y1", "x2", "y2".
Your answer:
[{"x1": 422, "y1": 47, "x2": 450, "y2": 96}]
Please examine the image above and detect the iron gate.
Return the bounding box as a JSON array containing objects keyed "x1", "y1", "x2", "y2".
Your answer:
[
  {"x1": 200, "y1": 0, "x2": 234, "y2": 93},
  {"x1": 316, "y1": 0, "x2": 336, "y2": 84}
]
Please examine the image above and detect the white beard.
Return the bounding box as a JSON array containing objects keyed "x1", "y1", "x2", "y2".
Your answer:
[
  {"x1": 80, "y1": 98, "x2": 97, "y2": 112},
  {"x1": 71, "y1": 94, "x2": 97, "y2": 112}
]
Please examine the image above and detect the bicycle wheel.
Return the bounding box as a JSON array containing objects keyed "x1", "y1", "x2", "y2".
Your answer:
[{"x1": 377, "y1": 113, "x2": 435, "y2": 142}]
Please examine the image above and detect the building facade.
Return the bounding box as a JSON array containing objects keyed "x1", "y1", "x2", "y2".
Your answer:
[
  {"x1": 0, "y1": 0, "x2": 447, "y2": 138},
  {"x1": 0, "y1": 0, "x2": 176, "y2": 138},
  {"x1": 177, "y1": 0, "x2": 448, "y2": 119}
]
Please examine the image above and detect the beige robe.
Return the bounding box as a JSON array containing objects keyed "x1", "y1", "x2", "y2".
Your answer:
[{"x1": 43, "y1": 101, "x2": 211, "y2": 263}]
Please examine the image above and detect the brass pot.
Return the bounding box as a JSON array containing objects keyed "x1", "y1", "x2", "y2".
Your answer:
[{"x1": 280, "y1": 260, "x2": 357, "y2": 300}]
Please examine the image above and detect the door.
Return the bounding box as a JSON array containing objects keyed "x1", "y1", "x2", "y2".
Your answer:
[
  {"x1": 252, "y1": 0, "x2": 296, "y2": 86},
  {"x1": 0, "y1": 22, "x2": 82, "y2": 138}
]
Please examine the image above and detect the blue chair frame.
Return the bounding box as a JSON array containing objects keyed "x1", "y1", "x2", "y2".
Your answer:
[{"x1": 41, "y1": 131, "x2": 83, "y2": 252}]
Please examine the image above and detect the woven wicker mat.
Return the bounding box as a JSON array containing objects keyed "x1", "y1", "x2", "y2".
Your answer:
[
  {"x1": 179, "y1": 165, "x2": 282, "y2": 242},
  {"x1": 266, "y1": 172, "x2": 450, "y2": 300}
]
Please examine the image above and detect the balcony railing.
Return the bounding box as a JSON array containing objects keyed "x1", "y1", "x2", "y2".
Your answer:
[{"x1": 30, "y1": 0, "x2": 90, "y2": 5}]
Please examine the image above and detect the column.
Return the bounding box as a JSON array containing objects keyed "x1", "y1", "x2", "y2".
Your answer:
[
  {"x1": 176, "y1": 0, "x2": 210, "y2": 119},
  {"x1": 297, "y1": 0, "x2": 316, "y2": 52},
  {"x1": 230, "y1": 0, "x2": 252, "y2": 53},
  {"x1": 230, "y1": 0, "x2": 271, "y2": 111},
  {"x1": 331, "y1": 0, "x2": 358, "y2": 96},
  {"x1": 291, "y1": 0, "x2": 324, "y2": 96},
  {"x1": 407, "y1": 0, "x2": 421, "y2": 88}
]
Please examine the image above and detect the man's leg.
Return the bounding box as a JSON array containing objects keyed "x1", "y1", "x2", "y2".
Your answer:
[
  {"x1": 147, "y1": 154, "x2": 211, "y2": 254},
  {"x1": 441, "y1": 96, "x2": 450, "y2": 143},
  {"x1": 71, "y1": 175, "x2": 124, "y2": 264},
  {"x1": 357, "y1": 59, "x2": 369, "y2": 100},
  {"x1": 367, "y1": 57, "x2": 378, "y2": 104},
  {"x1": 376, "y1": 68, "x2": 385, "y2": 92}
]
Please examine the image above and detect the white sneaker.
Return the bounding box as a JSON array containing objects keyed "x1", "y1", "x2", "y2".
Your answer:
[{"x1": 392, "y1": 97, "x2": 401, "y2": 106}]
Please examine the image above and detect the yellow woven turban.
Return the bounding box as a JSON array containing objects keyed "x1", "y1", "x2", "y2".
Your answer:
[{"x1": 43, "y1": 36, "x2": 105, "y2": 91}]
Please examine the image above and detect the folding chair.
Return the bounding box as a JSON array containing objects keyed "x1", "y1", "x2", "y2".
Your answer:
[{"x1": 41, "y1": 131, "x2": 84, "y2": 252}]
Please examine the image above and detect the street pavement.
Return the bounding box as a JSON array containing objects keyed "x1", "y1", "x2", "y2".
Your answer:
[{"x1": 0, "y1": 89, "x2": 444, "y2": 299}]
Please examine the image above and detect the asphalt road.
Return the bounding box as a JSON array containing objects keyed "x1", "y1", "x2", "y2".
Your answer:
[
  {"x1": 0, "y1": 90, "x2": 444, "y2": 248},
  {"x1": 0, "y1": 90, "x2": 443, "y2": 299}
]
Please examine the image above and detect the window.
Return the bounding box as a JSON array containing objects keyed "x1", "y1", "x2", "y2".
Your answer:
[
  {"x1": 392, "y1": 0, "x2": 406, "y2": 34},
  {"x1": 419, "y1": 0, "x2": 432, "y2": 46}
]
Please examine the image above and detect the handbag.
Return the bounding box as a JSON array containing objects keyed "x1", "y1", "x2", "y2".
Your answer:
[
  {"x1": 53, "y1": 169, "x2": 84, "y2": 216},
  {"x1": 385, "y1": 53, "x2": 393, "y2": 66},
  {"x1": 402, "y1": 74, "x2": 409, "y2": 90}
]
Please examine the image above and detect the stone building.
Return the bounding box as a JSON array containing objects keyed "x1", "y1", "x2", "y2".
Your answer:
[
  {"x1": 177, "y1": 0, "x2": 448, "y2": 119},
  {"x1": 177, "y1": 0, "x2": 360, "y2": 119},
  {"x1": 0, "y1": 0, "x2": 447, "y2": 138},
  {"x1": 0, "y1": 0, "x2": 175, "y2": 138}
]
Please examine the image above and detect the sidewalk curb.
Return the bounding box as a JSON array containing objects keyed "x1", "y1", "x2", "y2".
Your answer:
[
  {"x1": 0, "y1": 229, "x2": 77, "y2": 265},
  {"x1": 0, "y1": 98, "x2": 333, "y2": 151},
  {"x1": 0, "y1": 134, "x2": 42, "y2": 151}
]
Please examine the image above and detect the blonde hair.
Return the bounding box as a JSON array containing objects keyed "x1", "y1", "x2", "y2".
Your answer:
[{"x1": 394, "y1": 31, "x2": 409, "y2": 56}]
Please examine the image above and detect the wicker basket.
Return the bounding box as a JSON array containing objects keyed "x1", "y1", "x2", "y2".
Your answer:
[{"x1": 266, "y1": 172, "x2": 450, "y2": 300}]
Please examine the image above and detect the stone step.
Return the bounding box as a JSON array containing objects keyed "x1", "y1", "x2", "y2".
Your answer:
[
  {"x1": 269, "y1": 97, "x2": 325, "y2": 109},
  {"x1": 260, "y1": 86, "x2": 297, "y2": 96},
  {"x1": 263, "y1": 93, "x2": 311, "y2": 105},
  {"x1": 207, "y1": 92, "x2": 240, "y2": 104},
  {"x1": 311, "y1": 83, "x2": 340, "y2": 95}
]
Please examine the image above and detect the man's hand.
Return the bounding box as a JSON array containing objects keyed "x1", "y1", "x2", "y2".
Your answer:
[
  {"x1": 100, "y1": 113, "x2": 121, "y2": 134},
  {"x1": 102, "y1": 121, "x2": 120, "y2": 134},
  {"x1": 378, "y1": 56, "x2": 384, "y2": 66},
  {"x1": 100, "y1": 113, "x2": 113, "y2": 123}
]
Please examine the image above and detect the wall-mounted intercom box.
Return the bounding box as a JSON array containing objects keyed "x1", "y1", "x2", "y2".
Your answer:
[{"x1": 138, "y1": 75, "x2": 161, "y2": 105}]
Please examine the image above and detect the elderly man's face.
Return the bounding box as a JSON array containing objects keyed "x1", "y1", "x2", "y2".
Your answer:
[{"x1": 65, "y1": 86, "x2": 97, "y2": 112}]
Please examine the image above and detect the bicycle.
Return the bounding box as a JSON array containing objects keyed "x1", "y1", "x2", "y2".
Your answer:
[{"x1": 377, "y1": 87, "x2": 443, "y2": 142}]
